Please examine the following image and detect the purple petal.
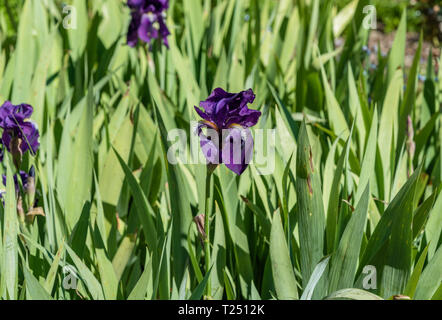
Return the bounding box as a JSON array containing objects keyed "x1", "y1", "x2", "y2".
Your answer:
[
  {"x1": 138, "y1": 14, "x2": 158, "y2": 44},
  {"x1": 238, "y1": 88, "x2": 256, "y2": 108},
  {"x1": 227, "y1": 108, "x2": 262, "y2": 128},
  {"x1": 194, "y1": 106, "x2": 211, "y2": 122},
  {"x1": 157, "y1": 15, "x2": 170, "y2": 48},
  {"x1": 2, "y1": 130, "x2": 11, "y2": 151},
  {"x1": 199, "y1": 88, "x2": 233, "y2": 113},
  {"x1": 0, "y1": 101, "x2": 33, "y2": 128},
  {"x1": 127, "y1": 11, "x2": 141, "y2": 47},
  {"x1": 0, "y1": 101, "x2": 15, "y2": 127},
  {"x1": 221, "y1": 127, "x2": 254, "y2": 175},
  {"x1": 14, "y1": 104, "x2": 33, "y2": 120},
  {"x1": 19, "y1": 170, "x2": 28, "y2": 189},
  {"x1": 20, "y1": 121, "x2": 40, "y2": 154},
  {"x1": 197, "y1": 88, "x2": 260, "y2": 129},
  {"x1": 199, "y1": 133, "x2": 221, "y2": 165},
  {"x1": 127, "y1": 0, "x2": 145, "y2": 8}
]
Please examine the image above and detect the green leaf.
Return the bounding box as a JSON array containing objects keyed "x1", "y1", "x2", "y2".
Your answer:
[
  {"x1": 295, "y1": 121, "x2": 326, "y2": 297},
  {"x1": 386, "y1": 9, "x2": 406, "y2": 84},
  {"x1": 11, "y1": 0, "x2": 34, "y2": 103},
  {"x1": 92, "y1": 225, "x2": 118, "y2": 300},
  {"x1": 63, "y1": 83, "x2": 94, "y2": 229},
  {"x1": 128, "y1": 254, "x2": 153, "y2": 300},
  {"x1": 301, "y1": 256, "x2": 330, "y2": 300},
  {"x1": 413, "y1": 189, "x2": 439, "y2": 239},
  {"x1": 318, "y1": 47, "x2": 349, "y2": 138},
  {"x1": 326, "y1": 130, "x2": 352, "y2": 252},
  {"x1": 112, "y1": 233, "x2": 137, "y2": 282},
  {"x1": 114, "y1": 148, "x2": 158, "y2": 251},
  {"x1": 189, "y1": 267, "x2": 213, "y2": 300},
  {"x1": 23, "y1": 266, "x2": 52, "y2": 300},
  {"x1": 329, "y1": 185, "x2": 370, "y2": 292},
  {"x1": 357, "y1": 165, "x2": 422, "y2": 297},
  {"x1": 211, "y1": 203, "x2": 226, "y2": 299},
  {"x1": 44, "y1": 242, "x2": 64, "y2": 294},
  {"x1": 68, "y1": 0, "x2": 88, "y2": 60},
  {"x1": 378, "y1": 69, "x2": 403, "y2": 201},
  {"x1": 65, "y1": 244, "x2": 105, "y2": 300},
  {"x1": 270, "y1": 210, "x2": 299, "y2": 300},
  {"x1": 414, "y1": 246, "x2": 442, "y2": 300},
  {"x1": 1, "y1": 156, "x2": 18, "y2": 299},
  {"x1": 326, "y1": 288, "x2": 383, "y2": 300},
  {"x1": 404, "y1": 244, "x2": 429, "y2": 298}
]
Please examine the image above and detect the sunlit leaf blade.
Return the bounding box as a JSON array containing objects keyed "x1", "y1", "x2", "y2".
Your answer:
[
  {"x1": 270, "y1": 210, "x2": 298, "y2": 300},
  {"x1": 295, "y1": 121, "x2": 326, "y2": 297}
]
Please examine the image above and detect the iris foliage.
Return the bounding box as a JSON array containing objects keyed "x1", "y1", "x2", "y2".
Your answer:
[{"x1": 0, "y1": 0, "x2": 440, "y2": 300}]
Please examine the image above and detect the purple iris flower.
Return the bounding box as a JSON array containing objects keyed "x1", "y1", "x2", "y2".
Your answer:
[
  {"x1": 126, "y1": 0, "x2": 170, "y2": 49},
  {"x1": 2, "y1": 170, "x2": 29, "y2": 195},
  {"x1": 194, "y1": 88, "x2": 261, "y2": 175},
  {"x1": 0, "y1": 101, "x2": 40, "y2": 156}
]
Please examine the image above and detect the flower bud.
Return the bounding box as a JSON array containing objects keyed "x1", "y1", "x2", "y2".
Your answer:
[
  {"x1": 10, "y1": 136, "x2": 23, "y2": 169},
  {"x1": 193, "y1": 214, "x2": 207, "y2": 243},
  {"x1": 26, "y1": 165, "x2": 36, "y2": 207}
]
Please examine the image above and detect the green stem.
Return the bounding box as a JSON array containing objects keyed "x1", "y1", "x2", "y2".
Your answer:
[{"x1": 204, "y1": 168, "x2": 212, "y2": 297}]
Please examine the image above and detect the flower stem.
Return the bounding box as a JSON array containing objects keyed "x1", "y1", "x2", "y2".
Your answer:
[{"x1": 204, "y1": 168, "x2": 212, "y2": 297}]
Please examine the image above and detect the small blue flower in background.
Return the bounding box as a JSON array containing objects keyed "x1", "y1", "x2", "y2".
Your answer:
[
  {"x1": 126, "y1": 0, "x2": 170, "y2": 49},
  {"x1": 362, "y1": 45, "x2": 371, "y2": 55}
]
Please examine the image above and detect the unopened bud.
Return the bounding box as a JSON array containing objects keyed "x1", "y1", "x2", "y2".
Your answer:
[
  {"x1": 10, "y1": 137, "x2": 23, "y2": 169},
  {"x1": 406, "y1": 116, "x2": 415, "y2": 155},
  {"x1": 17, "y1": 196, "x2": 25, "y2": 223},
  {"x1": 406, "y1": 115, "x2": 415, "y2": 177},
  {"x1": 26, "y1": 165, "x2": 36, "y2": 206},
  {"x1": 193, "y1": 214, "x2": 207, "y2": 241}
]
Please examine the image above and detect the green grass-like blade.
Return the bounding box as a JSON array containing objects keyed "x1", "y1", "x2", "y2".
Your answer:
[
  {"x1": 65, "y1": 243, "x2": 105, "y2": 300},
  {"x1": 414, "y1": 246, "x2": 442, "y2": 300},
  {"x1": 270, "y1": 210, "x2": 299, "y2": 300},
  {"x1": 1, "y1": 157, "x2": 18, "y2": 299},
  {"x1": 328, "y1": 185, "x2": 370, "y2": 292},
  {"x1": 23, "y1": 265, "x2": 52, "y2": 300},
  {"x1": 295, "y1": 121, "x2": 326, "y2": 297}
]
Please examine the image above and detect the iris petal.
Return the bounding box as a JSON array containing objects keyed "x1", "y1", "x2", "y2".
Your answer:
[{"x1": 221, "y1": 127, "x2": 254, "y2": 175}]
